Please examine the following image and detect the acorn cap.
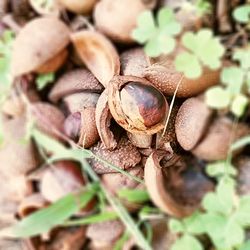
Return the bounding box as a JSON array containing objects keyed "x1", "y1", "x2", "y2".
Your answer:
[
  {"x1": 49, "y1": 69, "x2": 103, "y2": 103},
  {"x1": 90, "y1": 136, "x2": 141, "y2": 174},
  {"x1": 175, "y1": 97, "x2": 212, "y2": 150},
  {"x1": 11, "y1": 17, "x2": 70, "y2": 77},
  {"x1": 71, "y1": 30, "x2": 120, "y2": 87}
]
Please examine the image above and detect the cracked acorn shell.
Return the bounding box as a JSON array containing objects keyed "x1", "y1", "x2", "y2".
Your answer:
[
  {"x1": 175, "y1": 97, "x2": 212, "y2": 151},
  {"x1": 192, "y1": 117, "x2": 249, "y2": 161},
  {"x1": 90, "y1": 136, "x2": 141, "y2": 174},
  {"x1": 95, "y1": 89, "x2": 117, "y2": 150},
  {"x1": 144, "y1": 52, "x2": 220, "y2": 98},
  {"x1": 71, "y1": 30, "x2": 120, "y2": 87},
  {"x1": 108, "y1": 75, "x2": 169, "y2": 135},
  {"x1": 94, "y1": 0, "x2": 156, "y2": 43},
  {"x1": 145, "y1": 151, "x2": 204, "y2": 218},
  {"x1": 49, "y1": 69, "x2": 103, "y2": 103},
  {"x1": 11, "y1": 17, "x2": 70, "y2": 77}
]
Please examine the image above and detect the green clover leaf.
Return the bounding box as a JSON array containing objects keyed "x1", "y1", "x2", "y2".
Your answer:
[
  {"x1": 175, "y1": 52, "x2": 202, "y2": 78},
  {"x1": 132, "y1": 7, "x2": 181, "y2": 57},
  {"x1": 230, "y1": 94, "x2": 248, "y2": 117},
  {"x1": 235, "y1": 196, "x2": 250, "y2": 226},
  {"x1": 205, "y1": 86, "x2": 231, "y2": 109},
  {"x1": 183, "y1": 212, "x2": 206, "y2": 235},
  {"x1": 206, "y1": 161, "x2": 237, "y2": 178},
  {"x1": 233, "y1": 48, "x2": 250, "y2": 70},
  {"x1": 169, "y1": 218, "x2": 185, "y2": 233},
  {"x1": 171, "y1": 234, "x2": 203, "y2": 250},
  {"x1": 233, "y1": 4, "x2": 250, "y2": 24}
]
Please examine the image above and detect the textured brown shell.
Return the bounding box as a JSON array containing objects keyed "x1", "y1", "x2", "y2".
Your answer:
[
  {"x1": 71, "y1": 31, "x2": 120, "y2": 87},
  {"x1": 11, "y1": 17, "x2": 70, "y2": 77},
  {"x1": 90, "y1": 136, "x2": 141, "y2": 174},
  {"x1": 31, "y1": 102, "x2": 65, "y2": 140},
  {"x1": 192, "y1": 117, "x2": 249, "y2": 161},
  {"x1": 78, "y1": 107, "x2": 99, "y2": 148},
  {"x1": 95, "y1": 89, "x2": 117, "y2": 149},
  {"x1": 127, "y1": 132, "x2": 152, "y2": 148},
  {"x1": 175, "y1": 98, "x2": 212, "y2": 150},
  {"x1": 59, "y1": 0, "x2": 97, "y2": 14},
  {"x1": 94, "y1": 0, "x2": 156, "y2": 43},
  {"x1": 108, "y1": 75, "x2": 168, "y2": 135},
  {"x1": 29, "y1": 0, "x2": 61, "y2": 17},
  {"x1": 144, "y1": 151, "x2": 195, "y2": 218},
  {"x1": 121, "y1": 48, "x2": 150, "y2": 77},
  {"x1": 144, "y1": 59, "x2": 220, "y2": 98},
  {"x1": 0, "y1": 116, "x2": 39, "y2": 178},
  {"x1": 49, "y1": 69, "x2": 103, "y2": 103}
]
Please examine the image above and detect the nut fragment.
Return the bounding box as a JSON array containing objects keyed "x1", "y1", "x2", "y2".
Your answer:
[
  {"x1": 94, "y1": 0, "x2": 156, "y2": 43},
  {"x1": 127, "y1": 132, "x2": 152, "y2": 148},
  {"x1": 235, "y1": 157, "x2": 250, "y2": 195},
  {"x1": 49, "y1": 69, "x2": 103, "y2": 103},
  {"x1": 175, "y1": 97, "x2": 212, "y2": 150},
  {"x1": 40, "y1": 161, "x2": 85, "y2": 202},
  {"x1": 29, "y1": 0, "x2": 61, "y2": 16},
  {"x1": 59, "y1": 0, "x2": 98, "y2": 14},
  {"x1": 144, "y1": 56, "x2": 220, "y2": 97},
  {"x1": 108, "y1": 75, "x2": 168, "y2": 134},
  {"x1": 71, "y1": 31, "x2": 120, "y2": 87},
  {"x1": 95, "y1": 89, "x2": 117, "y2": 149},
  {"x1": 144, "y1": 151, "x2": 195, "y2": 217},
  {"x1": 192, "y1": 117, "x2": 249, "y2": 161},
  {"x1": 11, "y1": 17, "x2": 70, "y2": 76},
  {"x1": 90, "y1": 136, "x2": 141, "y2": 174}
]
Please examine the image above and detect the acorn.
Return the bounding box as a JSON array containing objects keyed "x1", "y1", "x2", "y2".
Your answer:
[
  {"x1": 108, "y1": 75, "x2": 169, "y2": 135},
  {"x1": 11, "y1": 17, "x2": 70, "y2": 77},
  {"x1": 93, "y1": 0, "x2": 156, "y2": 43},
  {"x1": 175, "y1": 97, "x2": 212, "y2": 151}
]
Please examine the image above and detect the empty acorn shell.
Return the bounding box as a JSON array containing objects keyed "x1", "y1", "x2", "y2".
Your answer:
[
  {"x1": 90, "y1": 136, "x2": 141, "y2": 174},
  {"x1": 127, "y1": 132, "x2": 152, "y2": 148},
  {"x1": 58, "y1": 0, "x2": 98, "y2": 14},
  {"x1": 49, "y1": 69, "x2": 103, "y2": 103},
  {"x1": 175, "y1": 97, "x2": 212, "y2": 151},
  {"x1": 94, "y1": 0, "x2": 156, "y2": 43},
  {"x1": 11, "y1": 17, "x2": 70, "y2": 77},
  {"x1": 144, "y1": 57, "x2": 220, "y2": 98},
  {"x1": 192, "y1": 117, "x2": 249, "y2": 161},
  {"x1": 95, "y1": 89, "x2": 117, "y2": 150},
  {"x1": 144, "y1": 151, "x2": 195, "y2": 218},
  {"x1": 71, "y1": 30, "x2": 120, "y2": 87},
  {"x1": 108, "y1": 75, "x2": 169, "y2": 135}
]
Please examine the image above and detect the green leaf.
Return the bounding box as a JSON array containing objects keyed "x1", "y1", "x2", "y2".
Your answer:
[
  {"x1": 206, "y1": 161, "x2": 237, "y2": 178},
  {"x1": 0, "y1": 185, "x2": 97, "y2": 238},
  {"x1": 183, "y1": 212, "x2": 206, "y2": 234},
  {"x1": 205, "y1": 86, "x2": 231, "y2": 109},
  {"x1": 233, "y1": 48, "x2": 250, "y2": 69},
  {"x1": 224, "y1": 220, "x2": 245, "y2": 248},
  {"x1": 202, "y1": 192, "x2": 227, "y2": 215},
  {"x1": 144, "y1": 37, "x2": 164, "y2": 57},
  {"x1": 175, "y1": 52, "x2": 202, "y2": 79},
  {"x1": 168, "y1": 219, "x2": 184, "y2": 233},
  {"x1": 171, "y1": 234, "x2": 203, "y2": 250},
  {"x1": 233, "y1": 5, "x2": 250, "y2": 24},
  {"x1": 118, "y1": 189, "x2": 150, "y2": 203},
  {"x1": 235, "y1": 195, "x2": 250, "y2": 226},
  {"x1": 240, "y1": 240, "x2": 250, "y2": 250},
  {"x1": 230, "y1": 94, "x2": 248, "y2": 117},
  {"x1": 221, "y1": 66, "x2": 245, "y2": 94},
  {"x1": 36, "y1": 72, "x2": 55, "y2": 90}
]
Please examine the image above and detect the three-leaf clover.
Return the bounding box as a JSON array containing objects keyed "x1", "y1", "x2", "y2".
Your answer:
[
  {"x1": 233, "y1": 4, "x2": 250, "y2": 24},
  {"x1": 132, "y1": 7, "x2": 181, "y2": 57},
  {"x1": 175, "y1": 29, "x2": 224, "y2": 78}
]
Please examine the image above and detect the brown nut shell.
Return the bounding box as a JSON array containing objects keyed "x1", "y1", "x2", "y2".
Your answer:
[
  {"x1": 35, "y1": 48, "x2": 68, "y2": 74},
  {"x1": 192, "y1": 117, "x2": 249, "y2": 161},
  {"x1": 0, "y1": 116, "x2": 39, "y2": 178},
  {"x1": 40, "y1": 161, "x2": 85, "y2": 202},
  {"x1": 59, "y1": 0, "x2": 97, "y2": 14},
  {"x1": 95, "y1": 89, "x2": 117, "y2": 150},
  {"x1": 49, "y1": 69, "x2": 103, "y2": 103},
  {"x1": 127, "y1": 132, "x2": 152, "y2": 148},
  {"x1": 144, "y1": 151, "x2": 195, "y2": 218},
  {"x1": 108, "y1": 75, "x2": 168, "y2": 135},
  {"x1": 121, "y1": 48, "x2": 150, "y2": 77},
  {"x1": 94, "y1": 0, "x2": 156, "y2": 43},
  {"x1": 78, "y1": 107, "x2": 99, "y2": 148},
  {"x1": 31, "y1": 102, "x2": 65, "y2": 140},
  {"x1": 144, "y1": 59, "x2": 220, "y2": 98},
  {"x1": 29, "y1": 0, "x2": 61, "y2": 16},
  {"x1": 11, "y1": 17, "x2": 70, "y2": 77},
  {"x1": 63, "y1": 92, "x2": 100, "y2": 114},
  {"x1": 17, "y1": 193, "x2": 48, "y2": 218},
  {"x1": 71, "y1": 31, "x2": 120, "y2": 87},
  {"x1": 175, "y1": 97, "x2": 212, "y2": 150},
  {"x1": 90, "y1": 136, "x2": 141, "y2": 174}
]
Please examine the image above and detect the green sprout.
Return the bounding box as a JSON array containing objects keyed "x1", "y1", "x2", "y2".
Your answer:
[{"x1": 36, "y1": 72, "x2": 55, "y2": 90}]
